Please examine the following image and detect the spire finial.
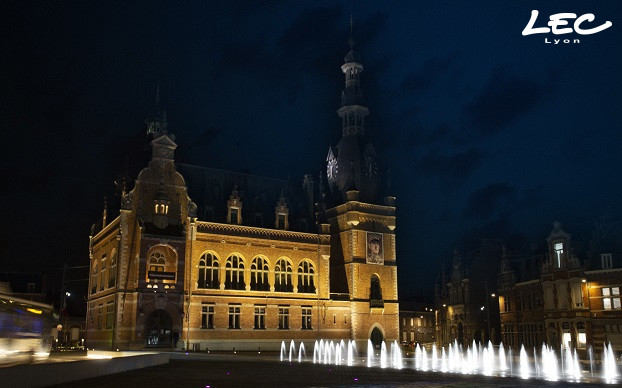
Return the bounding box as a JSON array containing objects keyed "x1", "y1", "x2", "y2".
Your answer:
[
  {"x1": 155, "y1": 81, "x2": 160, "y2": 114},
  {"x1": 349, "y1": 9, "x2": 354, "y2": 49}
]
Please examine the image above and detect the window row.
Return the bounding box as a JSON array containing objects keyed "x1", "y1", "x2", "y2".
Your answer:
[
  {"x1": 197, "y1": 253, "x2": 316, "y2": 293},
  {"x1": 91, "y1": 251, "x2": 118, "y2": 294},
  {"x1": 201, "y1": 304, "x2": 312, "y2": 330}
]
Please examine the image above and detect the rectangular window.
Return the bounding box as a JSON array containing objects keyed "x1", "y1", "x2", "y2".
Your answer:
[
  {"x1": 97, "y1": 304, "x2": 103, "y2": 330},
  {"x1": 201, "y1": 304, "x2": 214, "y2": 329},
  {"x1": 602, "y1": 287, "x2": 621, "y2": 310},
  {"x1": 577, "y1": 332, "x2": 587, "y2": 349},
  {"x1": 277, "y1": 214, "x2": 285, "y2": 230},
  {"x1": 602, "y1": 253, "x2": 613, "y2": 269},
  {"x1": 228, "y1": 305, "x2": 240, "y2": 329},
  {"x1": 554, "y1": 243, "x2": 564, "y2": 268},
  {"x1": 562, "y1": 332, "x2": 571, "y2": 348},
  {"x1": 278, "y1": 306, "x2": 289, "y2": 330},
  {"x1": 105, "y1": 302, "x2": 114, "y2": 329},
  {"x1": 301, "y1": 307, "x2": 312, "y2": 330},
  {"x1": 254, "y1": 306, "x2": 266, "y2": 329},
  {"x1": 230, "y1": 208, "x2": 238, "y2": 224},
  {"x1": 504, "y1": 297, "x2": 511, "y2": 312}
]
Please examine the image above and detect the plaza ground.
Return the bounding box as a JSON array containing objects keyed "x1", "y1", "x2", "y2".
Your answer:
[{"x1": 50, "y1": 352, "x2": 607, "y2": 387}]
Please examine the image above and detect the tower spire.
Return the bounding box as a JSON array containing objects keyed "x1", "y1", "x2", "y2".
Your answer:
[
  {"x1": 146, "y1": 82, "x2": 168, "y2": 137},
  {"x1": 349, "y1": 10, "x2": 354, "y2": 50},
  {"x1": 338, "y1": 14, "x2": 368, "y2": 137}
]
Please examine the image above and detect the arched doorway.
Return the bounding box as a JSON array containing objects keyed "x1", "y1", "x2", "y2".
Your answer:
[
  {"x1": 370, "y1": 327, "x2": 384, "y2": 349},
  {"x1": 145, "y1": 309, "x2": 173, "y2": 347}
]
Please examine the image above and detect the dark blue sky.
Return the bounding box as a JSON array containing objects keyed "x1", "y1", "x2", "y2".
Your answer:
[{"x1": 2, "y1": 1, "x2": 621, "y2": 296}]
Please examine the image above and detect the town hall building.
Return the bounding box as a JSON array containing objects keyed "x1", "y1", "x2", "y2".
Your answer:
[{"x1": 86, "y1": 37, "x2": 399, "y2": 351}]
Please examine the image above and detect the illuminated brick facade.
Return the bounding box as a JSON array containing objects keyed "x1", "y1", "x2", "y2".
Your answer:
[{"x1": 86, "y1": 40, "x2": 399, "y2": 351}]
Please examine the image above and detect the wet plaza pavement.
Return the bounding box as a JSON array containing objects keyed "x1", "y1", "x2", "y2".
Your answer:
[{"x1": 51, "y1": 352, "x2": 607, "y2": 388}]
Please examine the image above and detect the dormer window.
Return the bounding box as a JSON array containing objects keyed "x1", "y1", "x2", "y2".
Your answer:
[
  {"x1": 275, "y1": 192, "x2": 289, "y2": 230},
  {"x1": 554, "y1": 243, "x2": 564, "y2": 268},
  {"x1": 227, "y1": 186, "x2": 242, "y2": 224},
  {"x1": 230, "y1": 208, "x2": 239, "y2": 224},
  {"x1": 602, "y1": 253, "x2": 613, "y2": 269}
]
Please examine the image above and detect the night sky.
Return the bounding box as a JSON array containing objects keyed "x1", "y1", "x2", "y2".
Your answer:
[{"x1": 2, "y1": 1, "x2": 621, "y2": 299}]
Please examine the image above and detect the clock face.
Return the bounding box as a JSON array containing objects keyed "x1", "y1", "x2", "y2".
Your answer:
[{"x1": 327, "y1": 159, "x2": 338, "y2": 181}]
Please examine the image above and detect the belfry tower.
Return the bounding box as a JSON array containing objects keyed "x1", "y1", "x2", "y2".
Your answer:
[{"x1": 321, "y1": 26, "x2": 399, "y2": 351}]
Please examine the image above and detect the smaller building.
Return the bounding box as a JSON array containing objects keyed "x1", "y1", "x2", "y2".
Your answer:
[
  {"x1": 497, "y1": 221, "x2": 622, "y2": 358},
  {"x1": 399, "y1": 302, "x2": 435, "y2": 347}
]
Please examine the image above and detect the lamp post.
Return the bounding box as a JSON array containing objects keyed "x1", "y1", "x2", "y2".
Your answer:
[{"x1": 485, "y1": 279, "x2": 491, "y2": 342}]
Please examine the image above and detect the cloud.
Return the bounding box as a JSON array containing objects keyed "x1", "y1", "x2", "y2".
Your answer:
[
  {"x1": 466, "y1": 67, "x2": 547, "y2": 135},
  {"x1": 401, "y1": 55, "x2": 455, "y2": 93},
  {"x1": 463, "y1": 182, "x2": 517, "y2": 220},
  {"x1": 417, "y1": 148, "x2": 482, "y2": 179},
  {"x1": 408, "y1": 123, "x2": 451, "y2": 146}
]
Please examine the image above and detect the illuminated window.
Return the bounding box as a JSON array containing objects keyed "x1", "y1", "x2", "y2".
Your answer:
[
  {"x1": 302, "y1": 307, "x2": 312, "y2": 330},
  {"x1": 250, "y1": 257, "x2": 270, "y2": 291},
  {"x1": 228, "y1": 305, "x2": 240, "y2": 329},
  {"x1": 297, "y1": 261, "x2": 315, "y2": 293},
  {"x1": 149, "y1": 251, "x2": 166, "y2": 272},
  {"x1": 201, "y1": 304, "x2": 214, "y2": 329},
  {"x1": 278, "y1": 306, "x2": 289, "y2": 329},
  {"x1": 254, "y1": 306, "x2": 266, "y2": 329},
  {"x1": 562, "y1": 332, "x2": 571, "y2": 348},
  {"x1": 554, "y1": 243, "x2": 564, "y2": 268},
  {"x1": 602, "y1": 287, "x2": 621, "y2": 310},
  {"x1": 198, "y1": 253, "x2": 219, "y2": 289},
  {"x1": 225, "y1": 255, "x2": 245, "y2": 290},
  {"x1": 577, "y1": 331, "x2": 586, "y2": 349},
  {"x1": 274, "y1": 259, "x2": 293, "y2": 292}
]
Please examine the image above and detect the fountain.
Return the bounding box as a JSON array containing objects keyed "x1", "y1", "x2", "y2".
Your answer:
[
  {"x1": 519, "y1": 345, "x2": 530, "y2": 379},
  {"x1": 298, "y1": 342, "x2": 305, "y2": 363},
  {"x1": 288, "y1": 338, "x2": 618, "y2": 384},
  {"x1": 289, "y1": 340, "x2": 296, "y2": 362},
  {"x1": 347, "y1": 340, "x2": 356, "y2": 366},
  {"x1": 366, "y1": 339, "x2": 374, "y2": 368},
  {"x1": 603, "y1": 342, "x2": 618, "y2": 384},
  {"x1": 279, "y1": 341, "x2": 286, "y2": 362}
]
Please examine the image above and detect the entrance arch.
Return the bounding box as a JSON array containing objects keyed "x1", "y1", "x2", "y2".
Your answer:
[
  {"x1": 145, "y1": 309, "x2": 173, "y2": 347},
  {"x1": 370, "y1": 326, "x2": 384, "y2": 349}
]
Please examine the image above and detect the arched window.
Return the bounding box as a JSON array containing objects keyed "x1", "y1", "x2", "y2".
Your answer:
[
  {"x1": 297, "y1": 261, "x2": 315, "y2": 293},
  {"x1": 198, "y1": 253, "x2": 219, "y2": 289},
  {"x1": 149, "y1": 251, "x2": 166, "y2": 272},
  {"x1": 370, "y1": 274, "x2": 383, "y2": 307},
  {"x1": 108, "y1": 250, "x2": 117, "y2": 288},
  {"x1": 274, "y1": 258, "x2": 293, "y2": 292},
  {"x1": 250, "y1": 256, "x2": 269, "y2": 291},
  {"x1": 225, "y1": 254, "x2": 245, "y2": 290},
  {"x1": 91, "y1": 262, "x2": 98, "y2": 294}
]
